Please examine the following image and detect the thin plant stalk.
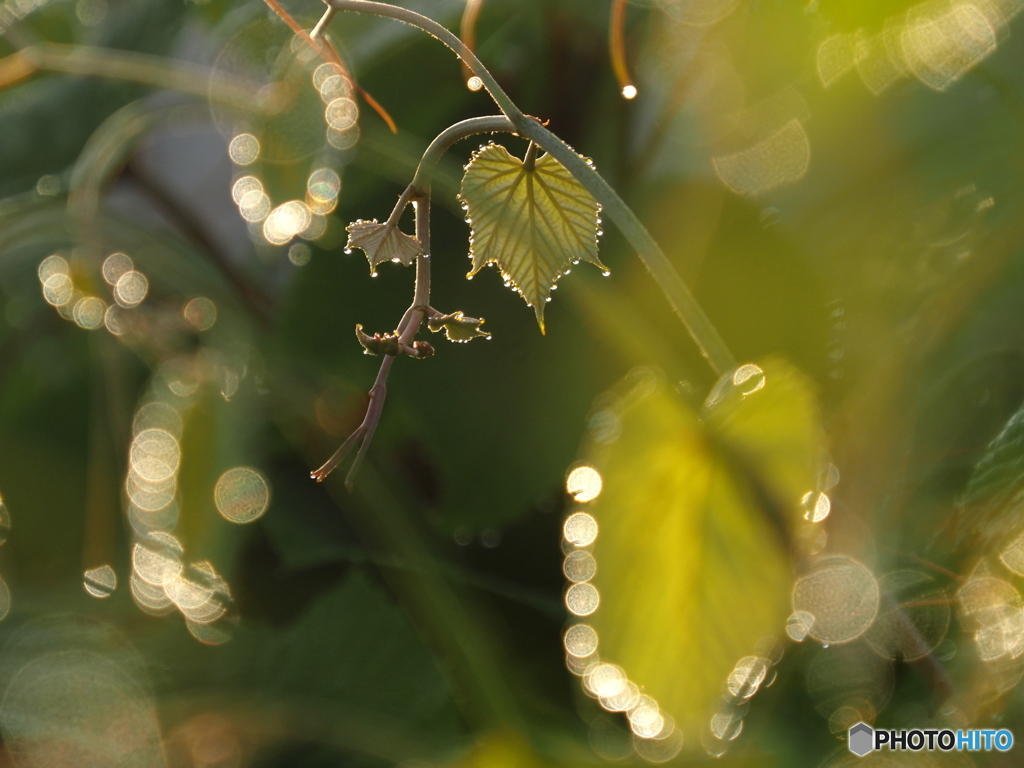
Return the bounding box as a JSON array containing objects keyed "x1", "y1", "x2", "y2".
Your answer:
[{"x1": 323, "y1": 0, "x2": 736, "y2": 375}]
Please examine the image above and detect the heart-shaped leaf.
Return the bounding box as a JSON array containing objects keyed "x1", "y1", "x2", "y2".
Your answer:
[
  {"x1": 571, "y1": 360, "x2": 824, "y2": 748},
  {"x1": 459, "y1": 143, "x2": 606, "y2": 333},
  {"x1": 346, "y1": 219, "x2": 422, "y2": 274}
]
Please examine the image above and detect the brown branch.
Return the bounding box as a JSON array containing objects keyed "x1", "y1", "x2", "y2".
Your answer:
[{"x1": 265, "y1": 0, "x2": 398, "y2": 133}]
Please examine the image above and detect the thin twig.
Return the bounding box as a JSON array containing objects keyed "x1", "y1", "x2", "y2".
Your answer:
[
  {"x1": 310, "y1": 115, "x2": 513, "y2": 484},
  {"x1": 459, "y1": 0, "x2": 483, "y2": 88},
  {"x1": 609, "y1": 0, "x2": 636, "y2": 99},
  {"x1": 264, "y1": 0, "x2": 397, "y2": 132}
]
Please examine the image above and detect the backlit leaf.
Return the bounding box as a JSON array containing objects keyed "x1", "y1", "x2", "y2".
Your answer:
[
  {"x1": 459, "y1": 143, "x2": 606, "y2": 333},
  {"x1": 346, "y1": 219, "x2": 423, "y2": 274},
  {"x1": 427, "y1": 311, "x2": 490, "y2": 343},
  {"x1": 577, "y1": 360, "x2": 823, "y2": 745}
]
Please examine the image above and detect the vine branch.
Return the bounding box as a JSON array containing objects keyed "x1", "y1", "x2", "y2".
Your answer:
[
  {"x1": 310, "y1": 0, "x2": 738, "y2": 485},
  {"x1": 323, "y1": 0, "x2": 736, "y2": 375},
  {"x1": 311, "y1": 118, "x2": 511, "y2": 485}
]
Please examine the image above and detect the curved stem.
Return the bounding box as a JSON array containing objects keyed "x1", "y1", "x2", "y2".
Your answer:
[
  {"x1": 610, "y1": 0, "x2": 635, "y2": 98},
  {"x1": 410, "y1": 115, "x2": 514, "y2": 193},
  {"x1": 326, "y1": 0, "x2": 524, "y2": 124},
  {"x1": 322, "y1": 0, "x2": 736, "y2": 376},
  {"x1": 517, "y1": 119, "x2": 736, "y2": 375}
]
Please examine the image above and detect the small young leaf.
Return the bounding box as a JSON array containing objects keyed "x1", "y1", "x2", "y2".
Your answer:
[
  {"x1": 355, "y1": 324, "x2": 400, "y2": 356},
  {"x1": 346, "y1": 219, "x2": 423, "y2": 273},
  {"x1": 458, "y1": 142, "x2": 606, "y2": 333},
  {"x1": 427, "y1": 311, "x2": 490, "y2": 342}
]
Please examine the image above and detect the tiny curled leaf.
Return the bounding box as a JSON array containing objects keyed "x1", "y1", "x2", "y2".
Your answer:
[
  {"x1": 346, "y1": 219, "x2": 423, "y2": 273},
  {"x1": 427, "y1": 311, "x2": 491, "y2": 342},
  {"x1": 355, "y1": 325, "x2": 434, "y2": 359},
  {"x1": 355, "y1": 324, "x2": 400, "y2": 356}
]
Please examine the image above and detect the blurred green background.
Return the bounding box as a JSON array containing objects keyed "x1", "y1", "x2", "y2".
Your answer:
[{"x1": 3, "y1": 0, "x2": 1024, "y2": 765}]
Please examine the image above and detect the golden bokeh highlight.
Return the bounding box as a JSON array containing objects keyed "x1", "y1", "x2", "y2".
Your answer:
[
  {"x1": 101, "y1": 252, "x2": 132, "y2": 285},
  {"x1": 263, "y1": 200, "x2": 312, "y2": 245},
  {"x1": 325, "y1": 98, "x2": 358, "y2": 132},
  {"x1": 566, "y1": 465, "x2": 602, "y2": 502},
  {"x1": 228, "y1": 132, "x2": 260, "y2": 165},
  {"x1": 104, "y1": 304, "x2": 128, "y2": 335},
  {"x1": 289, "y1": 243, "x2": 312, "y2": 265},
  {"x1": 584, "y1": 662, "x2": 627, "y2": 699},
  {"x1": 37, "y1": 253, "x2": 68, "y2": 282},
  {"x1": 306, "y1": 167, "x2": 341, "y2": 215},
  {"x1": 786, "y1": 610, "x2": 815, "y2": 642},
  {"x1": 817, "y1": 0, "x2": 1022, "y2": 94},
  {"x1": 83, "y1": 565, "x2": 117, "y2": 598},
  {"x1": 958, "y1": 575, "x2": 1024, "y2": 660},
  {"x1": 563, "y1": 511, "x2": 598, "y2": 546},
  {"x1": 183, "y1": 297, "x2": 218, "y2": 332},
  {"x1": 42, "y1": 273, "x2": 73, "y2": 306},
  {"x1": 801, "y1": 491, "x2": 831, "y2": 523},
  {"x1": 1000, "y1": 532, "x2": 1024, "y2": 575},
  {"x1": 133, "y1": 401, "x2": 183, "y2": 439},
  {"x1": 72, "y1": 296, "x2": 106, "y2": 329},
  {"x1": 114, "y1": 270, "x2": 149, "y2": 308},
  {"x1": 566, "y1": 582, "x2": 600, "y2": 616},
  {"x1": 792, "y1": 556, "x2": 880, "y2": 645},
  {"x1": 131, "y1": 428, "x2": 181, "y2": 484},
  {"x1": 732, "y1": 363, "x2": 766, "y2": 395},
  {"x1": 132, "y1": 533, "x2": 183, "y2": 587},
  {"x1": 713, "y1": 120, "x2": 811, "y2": 196},
  {"x1": 563, "y1": 550, "x2": 597, "y2": 582},
  {"x1": 214, "y1": 466, "x2": 271, "y2": 524},
  {"x1": 231, "y1": 175, "x2": 262, "y2": 204},
  {"x1": 327, "y1": 123, "x2": 360, "y2": 151},
  {"x1": 564, "y1": 623, "x2": 599, "y2": 657}
]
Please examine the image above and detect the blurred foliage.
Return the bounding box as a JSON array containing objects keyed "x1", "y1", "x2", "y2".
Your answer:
[
  {"x1": 580, "y1": 359, "x2": 821, "y2": 746},
  {"x1": 2, "y1": 0, "x2": 1024, "y2": 766}
]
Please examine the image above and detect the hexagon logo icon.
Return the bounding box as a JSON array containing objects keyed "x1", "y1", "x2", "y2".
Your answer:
[{"x1": 848, "y1": 722, "x2": 874, "y2": 757}]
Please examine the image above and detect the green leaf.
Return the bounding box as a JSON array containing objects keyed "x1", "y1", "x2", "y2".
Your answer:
[
  {"x1": 346, "y1": 219, "x2": 423, "y2": 274},
  {"x1": 458, "y1": 143, "x2": 606, "y2": 333},
  {"x1": 956, "y1": 406, "x2": 1024, "y2": 548},
  {"x1": 427, "y1": 311, "x2": 491, "y2": 343},
  {"x1": 577, "y1": 360, "x2": 823, "y2": 743}
]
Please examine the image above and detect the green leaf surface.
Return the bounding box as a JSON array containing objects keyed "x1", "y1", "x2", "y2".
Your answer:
[
  {"x1": 581, "y1": 360, "x2": 823, "y2": 740},
  {"x1": 346, "y1": 219, "x2": 423, "y2": 274},
  {"x1": 458, "y1": 143, "x2": 606, "y2": 333},
  {"x1": 957, "y1": 406, "x2": 1024, "y2": 549}
]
